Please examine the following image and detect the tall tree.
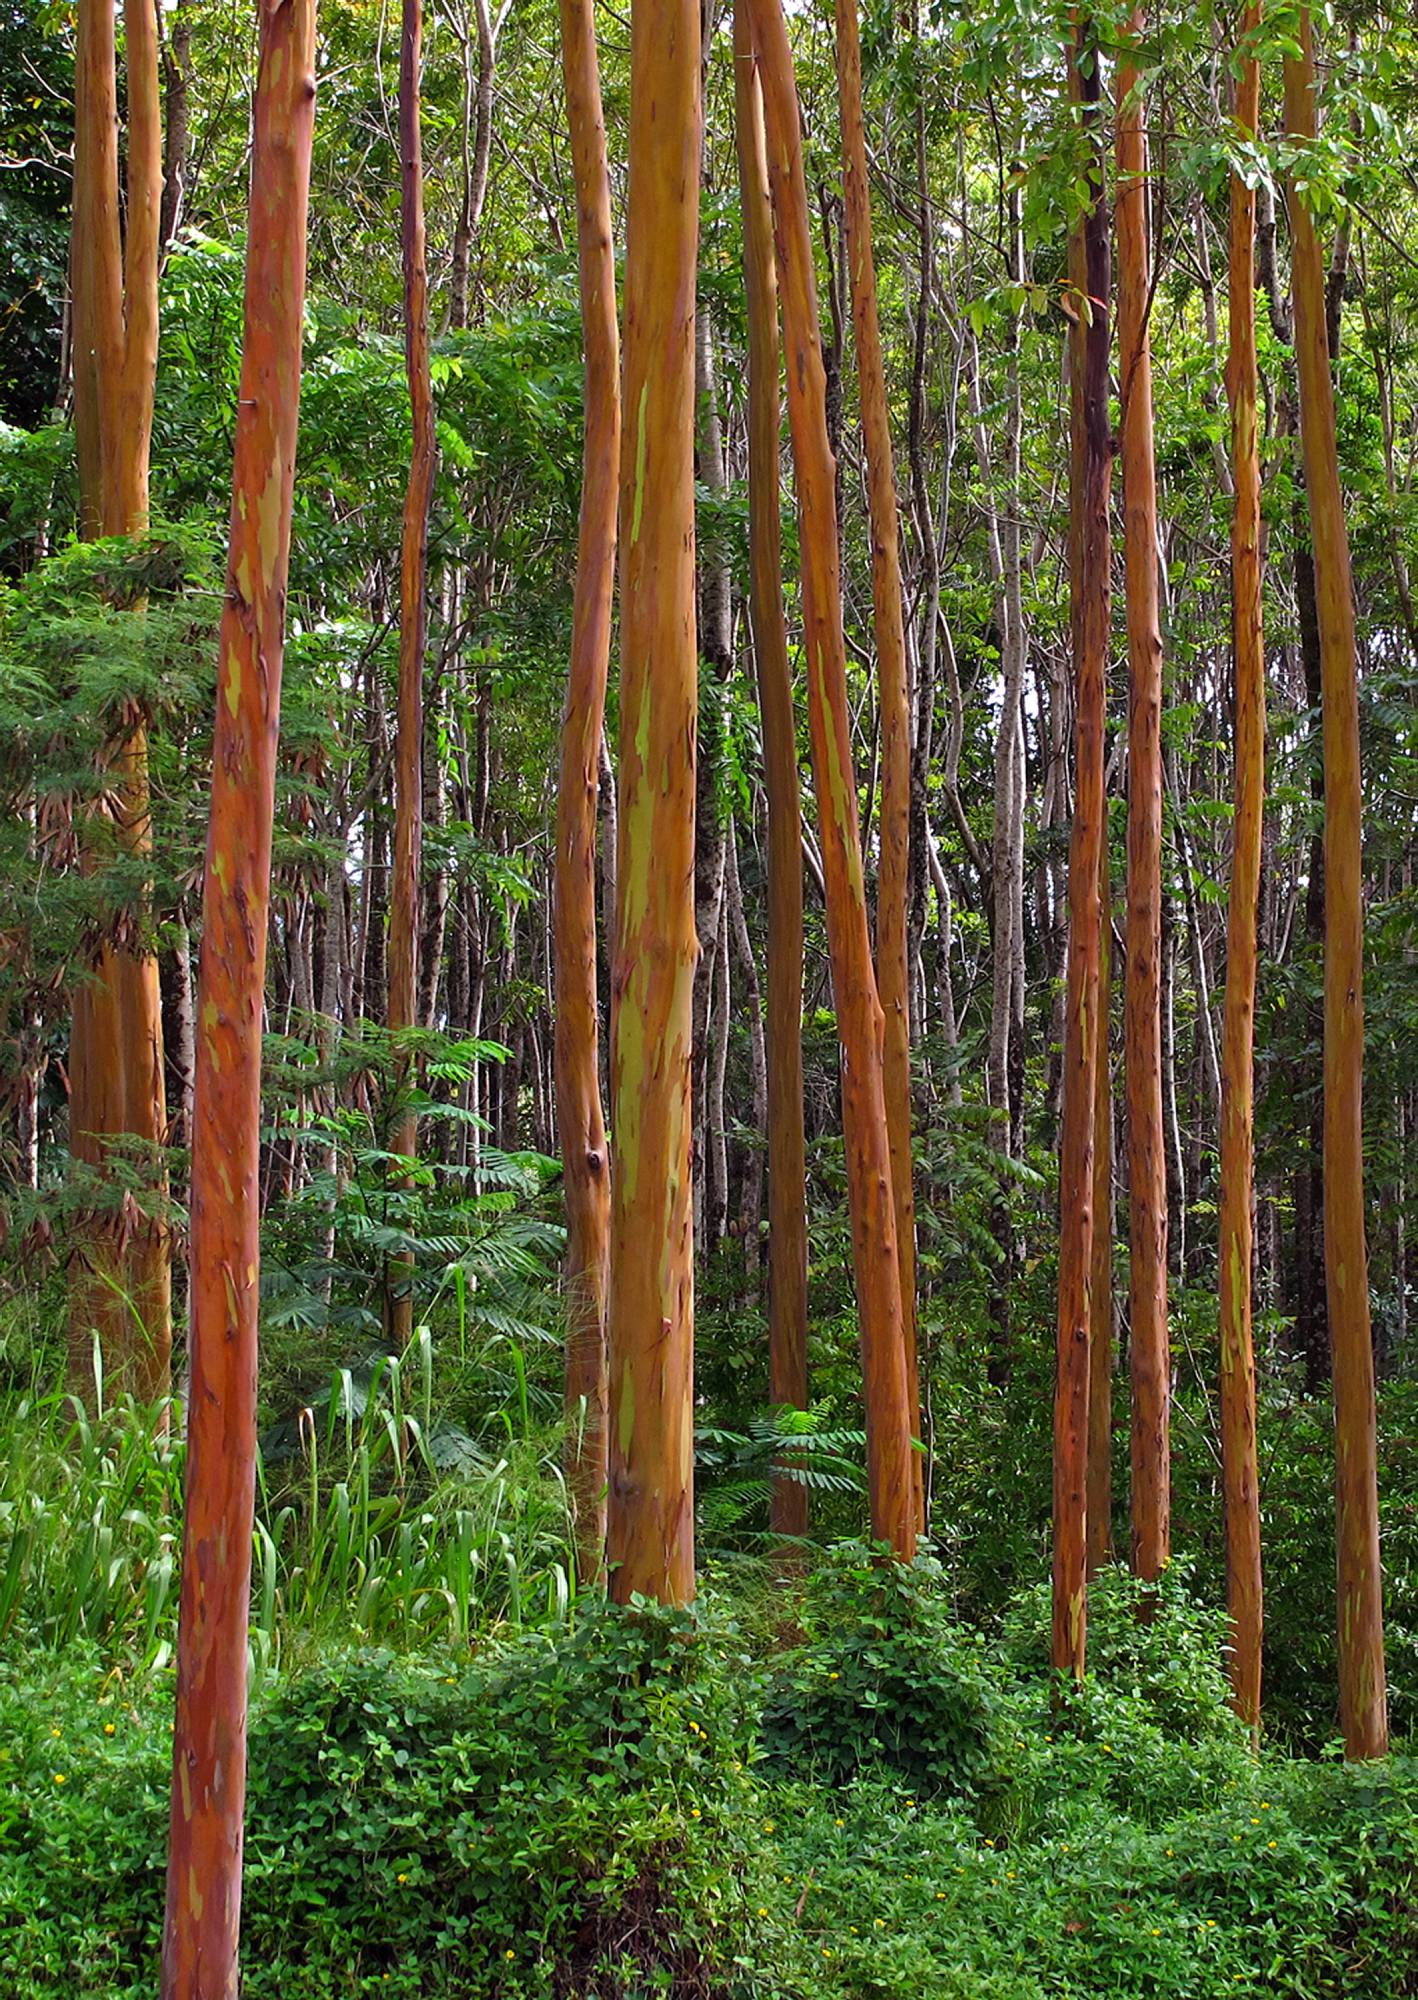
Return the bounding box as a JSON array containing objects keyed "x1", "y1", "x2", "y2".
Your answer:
[
  {"x1": 1218, "y1": 0, "x2": 1265, "y2": 1736},
  {"x1": 1284, "y1": 9, "x2": 1387, "y2": 1759},
  {"x1": 163, "y1": 0, "x2": 317, "y2": 1986},
  {"x1": 1087, "y1": 844, "x2": 1114, "y2": 1575},
  {"x1": 747, "y1": 0, "x2": 916, "y2": 1559},
  {"x1": 554, "y1": 0, "x2": 619, "y2": 1584},
  {"x1": 734, "y1": 0, "x2": 809, "y2": 1540},
  {"x1": 833, "y1": 0, "x2": 921, "y2": 1526},
  {"x1": 1115, "y1": 7, "x2": 1170, "y2": 1585},
  {"x1": 67, "y1": 0, "x2": 171, "y2": 1405},
  {"x1": 605, "y1": 0, "x2": 701, "y2": 1606},
  {"x1": 386, "y1": 0, "x2": 437, "y2": 1350},
  {"x1": 1053, "y1": 17, "x2": 1111, "y2": 1678}
]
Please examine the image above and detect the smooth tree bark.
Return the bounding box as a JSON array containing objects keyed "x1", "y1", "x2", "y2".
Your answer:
[
  {"x1": 1115, "y1": 10, "x2": 1170, "y2": 1585},
  {"x1": 833, "y1": 0, "x2": 921, "y2": 1526},
  {"x1": 67, "y1": 0, "x2": 171, "y2": 1406},
  {"x1": 747, "y1": 0, "x2": 916, "y2": 1559},
  {"x1": 1219, "y1": 2, "x2": 1265, "y2": 1736},
  {"x1": 386, "y1": 0, "x2": 437, "y2": 1350},
  {"x1": 1087, "y1": 842, "x2": 1114, "y2": 1574},
  {"x1": 734, "y1": 0, "x2": 809, "y2": 1539},
  {"x1": 1284, "y1": 11, "x2": 1388, "y2": 1759},
  {"x1": 554, "y1": 0, "x2": 619, "y2": 1586},
  {"x1": 1053, "y1": 17, "x2": 1111, "y2": 1677},
  {"x1": 605, "y1": 0, "x2": 701, "y2": 1606},
  {"x1": 162, "y1": 1, "x2": 317, "y2": 1988}
]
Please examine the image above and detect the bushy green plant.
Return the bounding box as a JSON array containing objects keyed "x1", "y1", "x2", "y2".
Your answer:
[
  {"x1": 0, "y1": 1606, "x2": 806, "y2": 1999},
  {"x1": 760, "y1": 1542, "x2": 998, "y2": 1797}
]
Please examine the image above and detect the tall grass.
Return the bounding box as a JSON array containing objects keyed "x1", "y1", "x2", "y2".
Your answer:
[{"x1": 0, "y1": 1331, "x2": 578, "y2": 1688}]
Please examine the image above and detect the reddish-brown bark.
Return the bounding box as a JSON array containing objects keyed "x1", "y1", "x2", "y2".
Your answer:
[
  {"x1": 1285, "y1": 11, "x2": 1388, "y2": 1760},
  {"x1": 1219, "y1": 3, "x2": 1265, "y2": 1737},
  {"x1": 1116, "y1": 11, "x2": 1170, "y2": 1587},
  {"x1": 605, "y1": 0, "x2": 701, "y2": 1606},
  {"x1": 1052, "y1": 17, "x2": 1110, "y2": 1677},
  {"x1": 386, "y1": 0, "x2": 437, "y2": 1350},
  {"x1": 1087, "y1": 843, "x2": 1114, "y2": 1576},
  {"x1": 162, "y1": 4, "x2": 317, "y2": 1988},
  {"x1": 833, "y1": 0, "x2": 921, "y2": 1529},
  {"x1": 554, "y1": 0, "x2": 618, "y2": 1583},
  {"x1": 67, "y1": 0, "x2": 171, "y2": 1406},
  {"x1": 746, "y1": 0, "x2": 915, "y2": 1559},
  {"x1": 734, "y1": 0, "x2": 809, "y2": 1541}
]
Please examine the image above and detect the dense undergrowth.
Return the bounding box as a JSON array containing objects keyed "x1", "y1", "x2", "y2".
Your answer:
[{"x1": 3, "y1": 1542, "x2": 1418, "y2": 1998}]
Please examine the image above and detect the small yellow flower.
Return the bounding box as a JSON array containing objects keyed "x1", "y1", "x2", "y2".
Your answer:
[
  {"x1": 874, "y1": 1918, "x2": 884, "y2": 1929},
  {"x1": 984, "y1": 1838, "x2": 995, "y2": 1848},
  {"x1": 764, "y1": 1822, "x2": 776, "y2": 1834},
  {"x1": 1267, "y1": 1840, "x2": 1277, "y2": 1850},
  {"x1": 758, "y1": 1908, "x2": 768, "y2": 1918},
  {"x1": 1260, "y1": 1801, "x2": 1271, "y2": 1810},
  {"x1": 1151, "y1": 1929, "x2": 1161, "y2": 1938},
  {"x1": 397, "y1": 1874, "x2": 408, "y2": 1885},
  {"x1": 690, "y1": 1807, "x2": 701, "y2": 1819},
  {"x1": 1250, "y1": 1817, "x2": 1261, "y2": 1825},
  {"x1": 505, "y1": 1949, "x2": 515, "y2": 1961},
  {"x1": 52, "y1": 1773, "x2": 66, "y2": 1786},
  {"x1": 50, "y1": 1727, "x2": 61, "y2": 1738},
  {"x1": 828, "y1": 1672, "x2": 840, "y2": 1681},
  {"x1": 936, "y1": 1892, "x2": 945, "y2": 1901},
  {"x1": 833, "y1": 1818, "x2": 844, "y2": 1828},
  {"x1": 103, "y1": 1723, "x2": 116, "y2": 1737}
]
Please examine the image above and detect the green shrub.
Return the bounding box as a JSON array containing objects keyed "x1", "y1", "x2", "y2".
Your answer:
[{"x1": 759, "y1": 1543, "x2": 997, "y2": 1797}]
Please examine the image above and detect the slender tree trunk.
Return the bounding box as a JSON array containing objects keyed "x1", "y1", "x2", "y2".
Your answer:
[
  {"x1": 67, "y1": 0, "x2": 171, "y2": 1408},
  {"x1": 605, "y1": 0, "x2": 701, "y2": 1606},
  {"x1": 748, "y1": 0, "x2": 915, "y2": 1559},
  {"x1": 1052, "y1": 17, "x2": 1111, "y2": 1678},
  {"x1": 554, "y1": 0, "x2": 618, "y2": 1587},
  {"x1": 162, "y1": 4, "x2": 316, "y2": 1986},
  {"x1": 1116, "y1": 10, "x2": 1170, "y2": 1586},
  {"x1": 1087, "y1": 845, "x2": 1114, "y2": 1574},
  {"x1": 385, "y1": 0, "x2": 436, "y2": 1350},
  {"x1": 1285, "y1": 11, "x2": 1387, "y2": 1759},
  {"x1": 833, "y1": 0, "x2": 921, "y2": 1526},
  {"x1": 735, "y1": 1, "x2": 810, "y2": 1539},
  {"x1": 1219, "y1": 4, "x2": 1265, "y2": 1738}
]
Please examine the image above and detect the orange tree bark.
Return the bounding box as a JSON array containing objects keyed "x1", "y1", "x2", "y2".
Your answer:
[
  {"x1": 833, "y1": 0, "x2": 921, "y2": 1529},
  {"x1": 1052, "y1": 14, "x2": 1110, "y2": 1676},
  {"x1": 1219, "y1": 1, "x2": 1265, "y2": 1738},
  {"x1": 604, "y1": 0, "x2": 701, "y2": 1606},
  {"x1": 162, "y1": 3, "x2": 317, "y2": 1987},
  {"x1": 67, "y1": 0, "x2": 171, "y2": 1406},
  {"x1": 746, "y1": 0, "x2": 915, "y2": 1560},
  {"x1": 386, "y1": 0, "x2": 436, "y2": 1350},
  {"x1": 1087, "y1": 841, "x2": 1113, "y2": 1574},
  {"x1": 734, "y1": 0, "x2": 809, "y2": 1541},
  {"x1": 1116, "y1": 10, "x2": 1169, "y2": 1586},
  {"x1": 554, "y1": 0, "x2": 618, "y2": 1584},
  {"x1": 1284, "y1": 10, "x2": 1388, "y2": 1760}
]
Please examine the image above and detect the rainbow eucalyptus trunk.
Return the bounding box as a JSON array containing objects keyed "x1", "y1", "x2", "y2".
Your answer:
[
  {"x1": 162, "y1": 4, "x2": 316, "y2": 1988},
  {"x1": 1219, "y1": 2, "x2": 1265, "y2": 1738},
  {"x1": 745, "y1": 0, "x2": 916, "y2": 1560},
  {"x1": 67, "y1": 0, "x2": 171, "y2": 1407},
  {"x1": 1052, "y1": 16, "x2": 1110, "y2": 1678},
  {"x1": 1087, "y1": 845, "x2": 1114, "y2": 1575},
  {"x1": 1116, "y1": 10, "x2": 1169, "y2": 1587},
  {"x1": 833, "y1": 0, "x2": 921, "y2": 1528},
  {"x1": 734, "y1": 0, "x2": 809, "y2": 1541},
  {"x1": 1284, "y1": 10, "x2": 1387, "y2": 1761},
  {"x1": 605, "y1": 0, "x2": 701, "y2": 1607},
  {"x1": 386, "y1": 0, "x2": 436, "y2": 1350},
  {"x1": 554, "y1": 0, "x2": 618, "y2": 1584}
]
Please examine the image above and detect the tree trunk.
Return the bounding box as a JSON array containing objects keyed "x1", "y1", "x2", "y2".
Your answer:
[
  {"x1": 833, "y1": 0, "x2": 920, "y2": 1526},
  {"x1": 1052, "y1": 17, "x2": 1110, "y2": 1678},
  {"x1": 162, "y1": 4, "x2": 316, "y2": 1986},
  {"x1": 735, "y1": 0, "x2": 810, "y2": 1540},
  {"x1": 1219, "y1": 4, "x2": 1265, "y2": 1738},
  {"x1": 67, "y1": 0, "x2": 171, "y2": 1409},
  {"x1": 553, "y1": 0, "x2": 618, "y2": 1587},
  {"x1": 1087, "y1": 844, "x2": 1114, "y2": 1575},
  {"x1": 747, "y1": 0, "x2": 915, "y2": 1559},
  {"x1": 386, "y1": 0, "x2": 437, "y2": 1350},
  {"x1": 1284, "y1": 11, "x2": 1387, "y2": 1759},
  {"x1": 605, "y1": 0, "x2": 701, "y2": 1607},
  {"x1": 1116, "y1": 10, "x2": 1170, "y2": 1587}
]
